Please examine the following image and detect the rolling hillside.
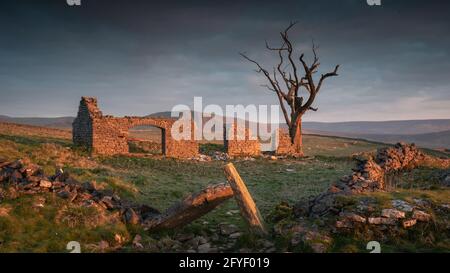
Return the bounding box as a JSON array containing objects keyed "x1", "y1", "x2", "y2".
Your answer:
[{"x1": 1, "y1": 113, "x2": 449, "y2": 149}]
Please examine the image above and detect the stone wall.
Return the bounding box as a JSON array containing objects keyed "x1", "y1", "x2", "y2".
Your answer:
[
  {"x1": 72, "y1": 97, "x2": 198, "y2": 158},
  {"x1": 294, "y1": 142, "x2": 450, "y2": 217},
  {"x1": 275, "y1": 129, "x2": 296, "y2": 155},
  {"x1": 224, "y1": 123, "x2": 261, "y2": 157}
]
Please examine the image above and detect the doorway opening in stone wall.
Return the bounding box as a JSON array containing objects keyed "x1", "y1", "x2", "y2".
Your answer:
[
  {"x1": 128, "y1": 125, "x2": 165, "y2": 156},
  {"x1": 198, "y1": 123, "x2": 226, "y2": 157}
]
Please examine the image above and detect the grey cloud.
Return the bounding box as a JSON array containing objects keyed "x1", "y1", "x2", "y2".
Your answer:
[{"x1": 0, "y1": 0, "x2": 449, "y2": 121}]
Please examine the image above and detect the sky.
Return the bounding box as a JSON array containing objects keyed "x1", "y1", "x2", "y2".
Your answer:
[{"x1": 0, "y1": 0, "x2": 449, "y2": 122}]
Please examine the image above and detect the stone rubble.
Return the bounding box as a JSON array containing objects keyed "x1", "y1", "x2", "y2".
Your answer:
[
  {"x1": 295, "y1": 143, "x2": 450, "y2": 217},
  {"x1": 0, "y1": 158, "x2": 161, "y2": 226}
]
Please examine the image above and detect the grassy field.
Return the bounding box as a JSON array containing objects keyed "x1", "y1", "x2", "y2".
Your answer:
[{"x1": 0, "y1": 122, "x2": 448, "y2": 252}]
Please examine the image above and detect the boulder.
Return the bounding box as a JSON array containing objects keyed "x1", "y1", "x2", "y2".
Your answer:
[
  {"x1": 123, "y1": 208, "x2": 140, "y2": 225},
  {"x1": 402, "y1": 219, "x2": 417, "y2": 229},
  {"x1": 219, "y1": 224, "x2": 239, "y2": 235},
  {"x1": 392, "y1": 200, "x2": 414, "y2": 212},
  {"x1": 412, "y1": 210, "x2": 432, "y2": 222},
  {"x1": 381, "y1": 209, "x2": 405, "y2": 219},
  {"x1": 39, "y1": 180, "x2": 53, "y2": 188},
  {"x1": 339, "y1": 212, "x2": 366, "y2": 223},
  {"x1": 368, "y1": 217, "x2": 397, "y2": 225}
]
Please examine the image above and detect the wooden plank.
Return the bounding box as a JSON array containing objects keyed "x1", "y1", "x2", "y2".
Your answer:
[
  {"x1": 144, "y1": 183, "x2": 234, "y2": 231},
  {"x1": 223, "y1": 163, "x2": 267, "y2": 235}
]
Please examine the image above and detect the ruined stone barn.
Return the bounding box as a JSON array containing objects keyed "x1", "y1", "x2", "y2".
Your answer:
[
  {"x1": 72, "y1": 97, "x2": 198, "y2": 158},
  {"x1": 223, "y1": 122, "x2": 296, "y2": 157}
]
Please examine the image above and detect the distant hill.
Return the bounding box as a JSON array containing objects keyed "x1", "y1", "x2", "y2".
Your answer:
[
  {"x1": 302, "y1": 119, "x2": 450, "y2": 135},
  {"x1": 0, "y1": 115, "x2": 74, "y2": 129},
  {"x1": 1, "y1": 113, "x2": 449, "y2": 149},
  {"x1": 355, "y1": 130, "x2": 450, "y2": 150}
]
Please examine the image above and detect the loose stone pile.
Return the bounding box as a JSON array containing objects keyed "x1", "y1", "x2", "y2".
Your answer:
[
  {"x1": 334, "y1": 199, "x2": 434, "y2": 230},
  {"x1": 333, "y1": 143, "x2": 430, "y2": 194},
  {"x1": 0, "y1": 158, "x2": 161, "y2": 225},
  {"x1": 295, "y1": 143, "x2": 450, "y2": 217}
]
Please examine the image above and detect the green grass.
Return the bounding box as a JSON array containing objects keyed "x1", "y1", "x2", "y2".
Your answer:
[
  {"x1": 0, "y1": 130, "x2": 448, "y2": 253},
  {"x1": 328, "y1": 187, "x2": 450, "y2": 253},
  {"x1": 0, "y1": 194, "x2": 129, "y2": 252}
]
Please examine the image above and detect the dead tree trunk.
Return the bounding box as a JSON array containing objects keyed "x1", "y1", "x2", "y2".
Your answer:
[
  {"x1": 143, "y1": 183, "x2": 234, "y2": 231},
  {"x1": 290, "y1": 116, "x2": 303, "y2": 155},
  {"x1": 223, "y1": 163, "x2": 267, "y2": 235}
]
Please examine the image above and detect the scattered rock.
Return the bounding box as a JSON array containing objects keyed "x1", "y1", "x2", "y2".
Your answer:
[
  {"x1": 39, "y1": 180, "x2": 53, "y2": 188},
  {"x1": 114, "y1": 234, "x2": 125, "y2": 244},
  {"x1": 212, "y1": 152, "x2": 230, "y2": 161},
  {"x1": 413, "y1": 198, "x2": 429, "y2": 207},
  {"x1": 340, "y1": 212, "x2": 366, "y2": 223},
  {"x1": 81, "y1": 181, "x2": 96, "y2": 192},
  {"x1": 32, "y1": 197, "x2": 46, "y2": 208},
  {"x1": 335, "y1": 220, "x2": 352, "y2": 228},
  {"x1": 132, "y1": 235, "x2": 144, "y2": 249},
  {"x1": 229, "y1": 232, "x2": 242, "y2": 239},
  {"x1": 368, "y1": 217, "x2": 397, "y2": 225},
  {"x1": 265, "y1": 247, "x2": 276, "y2": 253},
  {"x1": 123, "y1": 208, "x2": 140, "y2": 225},
  {"x1": 412, "y1": 210, "x2": 432, "y2": 222},
  {"x1": 311, "y1": 243, "x2": 328, "y2": 253},
  {"x1": 197, "y1": 243, "x2": 211, "y2": 253},
  {"x1": 402, "y1": 219, "x2": 417, "y2": 228},
  {"x1": 98, "y1": 240, "x2": 110, "y2": 252},
  {"x1": 262, "y1": 240, "x2": 274, "y2": 248},
  {"x1": 57, "y1": 190, "x2": 70, "y2": 199},
  {"x1": 219, "y1": 223, "x2": 239, "y2": 235},
  {"x1": 381, "y1": 209, "x2": 405, "y2": 219},
  {"x1": 100, "y1": 196, "x2": 115, "y2": 209},
  {"x1": 392, "y1": 200, "x2": 414, "y2": 212},
  {"x1": 0, "y1": 205, "x2": 11, "y2": 217}
]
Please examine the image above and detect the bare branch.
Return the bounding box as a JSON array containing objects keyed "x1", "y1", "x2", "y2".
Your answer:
[
  {"x1": 240, "y1": 52, "x2": 291, "y2": 126},
  {"x1": 316, "y1": 65, "x2": 340, "y2": 93},
  {"x1": 241, "y1": 22, "x2": 339, "y2": 133}
]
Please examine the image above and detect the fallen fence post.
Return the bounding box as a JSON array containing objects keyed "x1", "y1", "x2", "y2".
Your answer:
[
  {"x1": 143, "y1": 183, "x2": 234, "y2": 231},
  {"x1": 223, "y1": 163, "x2": 267, "y2": 235}
]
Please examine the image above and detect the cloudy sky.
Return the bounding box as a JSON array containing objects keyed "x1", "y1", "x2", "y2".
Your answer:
[{"x1": 0, "y1": 0, "x2": 449, "y2": 122}]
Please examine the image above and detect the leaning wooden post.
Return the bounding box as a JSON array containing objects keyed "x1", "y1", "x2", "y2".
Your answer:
[{"x1": 223, "y1": 163, "x2": 267, "y2": 235}]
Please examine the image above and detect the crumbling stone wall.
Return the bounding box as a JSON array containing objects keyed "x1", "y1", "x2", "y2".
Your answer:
[
  {"x1": 222, "y1": 126, "x2": 299, "y2": 157},
  {"x1": 224, "y1": 123, "x2": 261, "y2": 157},
  {"x1": 72, "y1": 97, "x2": 198, "y2": 158},
  {"x1": 275, "y1": 129, "x2": 296, "y2": 155},
  {"x1": 294, "y1": 143, "x2": 450, "y2": 217}
]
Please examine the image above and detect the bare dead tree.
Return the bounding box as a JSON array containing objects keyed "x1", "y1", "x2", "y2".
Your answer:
[{"x1": 240, "y1": 22, "x2": 340, "y2": 155}]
